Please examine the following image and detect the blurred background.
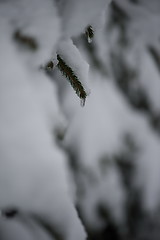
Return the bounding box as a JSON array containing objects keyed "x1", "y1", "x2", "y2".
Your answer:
[{"x1": 1, "y1": 0, "x2": 160, "y2": 240}]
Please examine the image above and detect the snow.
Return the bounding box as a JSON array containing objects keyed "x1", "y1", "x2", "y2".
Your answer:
[
  {"x1": 139, "y1": 49, "x2": 160, "y2": 113},
  {"x1": 0, "y1": 217, "x2": 53, "y2": 240},
  {"x1": 58, "y1": 0, "x2": 111, "y2": 38},
  {"x1": 0, "y1": 29, "x2": 85, "y2": 240},
  {"x1": 62, "y1": 69, "x2": 160, "y2": 229},
  {"x1": 58, "y1": 0, "x2": 160, "y2": 237},
  {"x1": 0, "y1": 0, "x2": 89, "y2": 239},
  {"x1": 80, "y1": 164, "x2": 125, "y2": 230},
  {"x1": 64, "y1": 74, "x2": 129, "y2": 167},
  {"x1": 62, "y1": 72, "x2": 131, "y2": 227},
  {"x1": 114, "y1": 0, "x2": 160, "y2": 47},
  {"x1": 0, "y1": 0, "x2": 61, "y2": 67},
  {"x1": 1, "y1": 0, "x2": 160, "y2": 239}
]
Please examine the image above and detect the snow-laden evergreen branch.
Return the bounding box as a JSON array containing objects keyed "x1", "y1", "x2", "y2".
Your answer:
[
  {"x1": 57, "y1": 54, "x2": 87, "y2": 106},
  {"x1": 13, "y1": 30, "x2": 38, "y2": 51},
  {"x1": 85, "y1": 25, "x2": 94, "y2": 43}
]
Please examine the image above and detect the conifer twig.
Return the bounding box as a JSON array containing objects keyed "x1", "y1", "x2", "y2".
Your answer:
[
  {"x1": 57, "y1": 54, "x2": 87, "y2": 106},
  {"x1": 13, "y1": 30, "x2": 38, "y2": 50},
  {"x1": 85, "y1": 25, "x2": 94, "y2": 43}
]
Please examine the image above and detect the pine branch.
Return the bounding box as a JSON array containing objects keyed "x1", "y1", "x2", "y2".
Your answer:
[
  {"x1": 43, "y1": 60, "x2": 54, "y2": 73},
  {"x1": 45, "y1": 61, "x2": 54, "y2": 70},
  {"x1": 85, "y1": 25, "x2": 94, "y2": 43},
  {"x1": 13, "y1": 30, "x2": 38, "y2": 51},
  {"x1": 1, "y1": 208, "x2": 18, "y2": 218},
  {"x1": 148, "y1": 45, "x2": 160, "y2": 73},
  {"x1": 57, "y1": 54, "x2": 87, "y2": 106}
]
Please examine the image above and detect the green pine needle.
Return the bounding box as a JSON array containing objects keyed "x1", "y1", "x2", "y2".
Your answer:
[{"x1": 57, "y1": 54, "x2": 87, "y2": 106}]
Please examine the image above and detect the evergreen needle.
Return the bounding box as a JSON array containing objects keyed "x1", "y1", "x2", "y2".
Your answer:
[{"x1": 57, "y1": 54, "x2": 87, "y2": 105}]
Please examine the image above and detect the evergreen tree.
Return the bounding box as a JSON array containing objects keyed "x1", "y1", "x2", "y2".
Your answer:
[{"x1": 1, "y1": 1, "x2": 160, "y2": 240}]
